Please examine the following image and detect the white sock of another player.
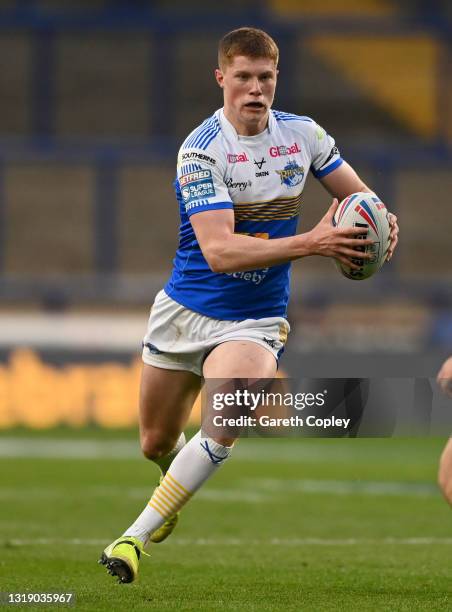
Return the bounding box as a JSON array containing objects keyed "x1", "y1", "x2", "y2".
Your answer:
[
  {"x1": 151, "y1": 432, "x2": 186, "y2": 475},
  {"x1": 123, "y1": 430, "x2": 232, "y2": 544}
]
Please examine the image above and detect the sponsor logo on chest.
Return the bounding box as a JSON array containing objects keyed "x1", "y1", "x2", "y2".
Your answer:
[
  {"x1": 227, "y1": 152, "x2": 249, "y2": 163},
  {"x1": 225, "y1": 177, "x2": 252, "y2": 191},
  {"x1": 269, "y1": 142, "x2": 301, "y2": 157}
]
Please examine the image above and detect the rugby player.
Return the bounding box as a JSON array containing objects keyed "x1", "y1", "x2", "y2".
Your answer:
[
  {"x1": 437, "y1": 356, "x2": 452, "y2": 504},
  {"x1": 99, "y1": 27, "x2": 399, "y2": 583}
]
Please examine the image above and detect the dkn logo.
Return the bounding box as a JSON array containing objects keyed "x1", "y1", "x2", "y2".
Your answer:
[
  {"x1": 269, "y1": 142, "x2": 301, "y2": 157},
  {"x1": 227, "y1": 152, "x2": 249, "y2": 163}
]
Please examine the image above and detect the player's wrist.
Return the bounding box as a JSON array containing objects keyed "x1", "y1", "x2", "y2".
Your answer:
[{"x1": 293, "y1": 231, "x2": 316, "y2": 258}]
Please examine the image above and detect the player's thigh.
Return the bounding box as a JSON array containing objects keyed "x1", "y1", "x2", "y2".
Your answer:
[
  {"x1": 202, "y1": 341, "x2": 277, "y2": 445},
  {"x1": 139, "y1": 363, "x2": 201, "y2": 449},
  {"x1": 203, "y1": 340, "x2": 277, "y2": 379}
]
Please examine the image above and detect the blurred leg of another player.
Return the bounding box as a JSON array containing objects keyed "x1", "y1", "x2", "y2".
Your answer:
[{"x1": 437, "y1": 357, "x2": 452, "y2": 505}]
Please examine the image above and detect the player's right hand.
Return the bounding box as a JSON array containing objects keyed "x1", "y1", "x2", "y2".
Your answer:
[{"x1": 304, "y1": 198, "x2": 375, "y2": 270}]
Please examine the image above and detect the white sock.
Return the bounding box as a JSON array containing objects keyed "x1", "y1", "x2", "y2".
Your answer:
[
  {"x1": 151, "y1": 432, "x2": 186, "y2": 475},
  {"x1": 123, "y1": 431, "x2": 232, "y2": 544}
]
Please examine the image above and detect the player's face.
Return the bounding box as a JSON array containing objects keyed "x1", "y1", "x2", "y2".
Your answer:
[{"x1": 215, "y1": 55, "x2": 278, "y2": 136}]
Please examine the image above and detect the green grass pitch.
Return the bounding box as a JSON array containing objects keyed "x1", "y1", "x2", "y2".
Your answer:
[{"x1": 0, "y1": 430, "x2": 451, "y2": 611}]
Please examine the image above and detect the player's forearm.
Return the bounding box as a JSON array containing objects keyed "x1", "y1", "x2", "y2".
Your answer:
[{"x1": 206, "y1": 231, "x2": 313, "y2": 273}]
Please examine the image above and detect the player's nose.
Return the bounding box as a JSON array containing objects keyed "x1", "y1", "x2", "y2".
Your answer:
[{"x1": 249, "y1": 77, "x2": 263, "y2": 94}]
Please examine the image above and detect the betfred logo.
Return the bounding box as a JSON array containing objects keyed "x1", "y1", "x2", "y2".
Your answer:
[
  {"x1": 227, "y1": 152, "x2": 249, "y2": 163},
  {"x1": 179, "y1": 169, "x2": 211, "y2": 187},
  {"x1": 269, "y1": 142, "x2": 301, "y2": 157}
]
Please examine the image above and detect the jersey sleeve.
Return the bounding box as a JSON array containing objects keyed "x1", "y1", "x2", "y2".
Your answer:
[
  {"x1": 176, "y1": 146, "x2": 233, "y2": 218},
  {"x1": 308, "y1": 122, "x2": 344, "y2": 179}
]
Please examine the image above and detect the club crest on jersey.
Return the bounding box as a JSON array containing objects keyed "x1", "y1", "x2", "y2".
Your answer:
[
  {"x1": 276, "y1": 160, "x2": 305, "y2": 187},
  {"x1": 227, "y1": 152, "x2": 249, "y2": 163}
]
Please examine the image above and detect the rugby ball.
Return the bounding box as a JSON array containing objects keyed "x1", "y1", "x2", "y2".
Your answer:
[{"x1": 333, "y1": 192, "x2": 390, "y2": 280}]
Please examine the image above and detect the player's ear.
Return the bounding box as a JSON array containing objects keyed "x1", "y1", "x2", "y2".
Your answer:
[{"x1": 215, "y1": 68, "x2": 224, "y2": 88}]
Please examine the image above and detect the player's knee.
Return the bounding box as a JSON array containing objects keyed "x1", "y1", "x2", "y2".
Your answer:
[
  {"x1": 140, "y1": 430, "x2": 178, "y2": 461},
  {"x1": 438, "y1": 457, "x2": 452, "y2": 505}
]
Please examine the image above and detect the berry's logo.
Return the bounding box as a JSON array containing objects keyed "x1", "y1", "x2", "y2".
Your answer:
[{"x1": 225, "y1": 178, "x2": 251, "y2": 191}]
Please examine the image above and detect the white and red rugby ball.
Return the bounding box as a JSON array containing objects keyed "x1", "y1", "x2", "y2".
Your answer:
[{"x1": 333, "y1": 192, "x2": 390, "y2": 280}]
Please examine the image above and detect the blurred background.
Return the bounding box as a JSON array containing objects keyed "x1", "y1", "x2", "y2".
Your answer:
[{"x1": 0, "y1": 0, "x2": 451, "y2": 429}]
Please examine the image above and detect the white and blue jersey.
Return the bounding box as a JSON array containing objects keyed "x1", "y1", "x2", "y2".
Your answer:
[{"x1": 164, "y1": 108, "x2": 343, "y2": 320}]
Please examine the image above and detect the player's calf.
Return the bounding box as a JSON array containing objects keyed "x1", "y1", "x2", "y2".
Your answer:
[
  {"x1": 438, "y1": 439, "x2": 452, "y2": 506},
  {"x1": 122, "y1": 431, "x2": 233, "y2": 546}
]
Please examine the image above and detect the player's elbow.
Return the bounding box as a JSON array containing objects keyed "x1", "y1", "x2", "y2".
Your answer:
[
  {"x1": 202, "y1": 243, "x2": 229, "y2": 274},
  {"x1": 207, "y1": 254, "x2": 236, "y2": 274},
  {"x1": 208, "y1": 256, "x2": 228, "y2": 274}
]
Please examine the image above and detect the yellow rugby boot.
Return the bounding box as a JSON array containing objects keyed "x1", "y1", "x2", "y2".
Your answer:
[
  {"x1": 149, "y1": 511, "x2": 179, "y2": 543},
  {"x1": 99, "y1": 536, "x2": 148, "y2": 583},
  {"x1": 149, "y1": 476, "x2": 180, "y2": 543}
]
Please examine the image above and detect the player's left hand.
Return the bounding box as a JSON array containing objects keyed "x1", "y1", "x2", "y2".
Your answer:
[
  {"x1": 437, "y1": 356, "x2": 452, "y2": 398},
  {"x1": 386, "y1": 212, "x2": 399, "y2": 262}
]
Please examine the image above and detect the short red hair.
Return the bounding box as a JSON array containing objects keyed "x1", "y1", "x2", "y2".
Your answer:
[{"x1": 218, "y1": 27, "x2": 279, "y2": 69}]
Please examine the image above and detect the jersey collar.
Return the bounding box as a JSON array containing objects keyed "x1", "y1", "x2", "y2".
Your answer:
[{"x1": 218, "y1": 108, "x2": 276, "y2": 143}]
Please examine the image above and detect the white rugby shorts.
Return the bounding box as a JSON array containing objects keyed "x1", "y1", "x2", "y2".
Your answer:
[{"x1": 142, "y1": 290, "x2": 290, "y2": 376}]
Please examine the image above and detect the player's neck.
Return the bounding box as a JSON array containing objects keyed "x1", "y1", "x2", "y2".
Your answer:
[{"x1": 223, "y1": 107, "x2": 269, "y2": 137}]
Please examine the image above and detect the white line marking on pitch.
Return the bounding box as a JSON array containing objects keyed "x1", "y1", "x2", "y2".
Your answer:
[
  {"x1": 0, "y1": 486, "x2": 267, "y2": 503},
  {"x1": 245, "y1": 478, "x2": 439, "y2": 497},
  {"x1": 0, "y1": 438, "x2": 435, "y2": 465},
  {"x1": 0, "y1": 477, "x2": 440, "y2": 502},
  {"x1": 3, "y1": 537, "x2": 452, "y2": 547},
  {"x1": 0, "y1": 439, "x2": 141, "y2": 459}
]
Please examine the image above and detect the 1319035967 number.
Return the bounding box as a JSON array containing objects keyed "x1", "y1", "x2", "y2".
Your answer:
[{"x1": 3, "y1": 592, "x2": 75, "y2": 605}]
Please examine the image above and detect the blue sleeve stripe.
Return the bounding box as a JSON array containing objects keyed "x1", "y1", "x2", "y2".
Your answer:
[
  {"x1": 200, "y1": 126, "x2": 221, "y2": 149},
  {"x1": 272, "y1": 110, "x2": 313, "y2": 123},
  {"x1": 311, "y1": 158, "x2": 343, "y2": 179},
  {"x1": 184, "y1": 115, "x2": 216, "y2": 148},
  {"x1": 181, "y1": 162, "x2": 203, "y2": 174},
  {"x1": 275, "y1": 117, "x2": 303, "y2": 122},
  {"x1": 195, "y1": 127, "x2": 217, "y2": 149},
  {"x1": 191, "y1": 123, "x2": 216, "y2": 148},
  {"x1": 195, "y1": 119, "x2": 221, "y2": 150},
  {"x1": 184, "y1": 122, "x2": 209, "y2": 149},
  {"x1": 186, "y1": 201, "x2": 233, "y2": 218},
  {"x1": 186, "y1": 126, "x2": 210, "y2": 148},
  {"x1": 181, "y1": 115, "x2": 221, "y2": 151}
]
